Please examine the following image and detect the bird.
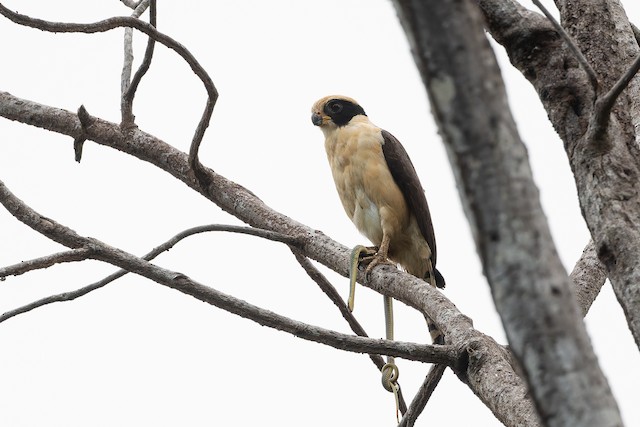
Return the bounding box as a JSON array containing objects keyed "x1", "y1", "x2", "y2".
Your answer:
[
  {"x1": 311, "y1": 96, "x2": 446, "y2": 414},
  {"x1": 311, "y1": 95, "x2": 445, "y2": 293}
]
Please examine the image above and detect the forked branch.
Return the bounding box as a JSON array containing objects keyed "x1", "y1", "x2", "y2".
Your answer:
[
  {"x1": 121, "y1": 0, "x2": 154, "y2": 127},
  {"x1": 530, "y1": 1, "x2": 640, "y2": 150},
  {"x1": 0, "y1": 224, "x2": 300, "y2": 324},
  {"x1": 0, "y1": 179, "x2": 457, "y2": 366},
  {"x1": 293, "y1": 252, "x2": 409, "y2": 415},
  {"x1": 531, "y1": 0, "x2": 599, "y2": 93},
  {"x1": 0, "y1": 3, "x2": 216, "y2": 172}
]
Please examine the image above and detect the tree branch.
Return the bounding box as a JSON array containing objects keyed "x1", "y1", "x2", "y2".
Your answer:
[
  {"x1": 292, "y1": 251, "x2": 409, "y2": 415},
  {"x1": 0, "y1": 248, "x2": 93, "y2": 279},
  {"x1": 0, "y1": 179, "x2": 458, "y2": 366},
  {"x1": 484, "y1": 0, "x2": 640, "y2": 350},
  {"x1": 588, "y1": 53, "x2": 640, "y2": 147},
  {"x1": 0, "y1": 224, "x2": 301, "y2": 324},
  {"x1": 392, "y1": 0, "x2": 622, "y2": 426},
  {"x1": 570, "y1": 240, "x2": 608, "y2": 317},
  {"x1": 120, "y1": 0, "x2": 154, "y2": 127},
  {"x1": 0, "y1": 90, "x2": 537, "y2": 425},
  {"x1": 531, "y1": 0, "x2": 599, "y2": 93},
  {"x1": 398, "y1": 364, "x2": 446, "y2": 427},
  {"x1": 120, "y1": 0, "x2": 142, "y2": 9},
  {"x1": 0, "y1": 3, "x2": 217, "y2": 173}
]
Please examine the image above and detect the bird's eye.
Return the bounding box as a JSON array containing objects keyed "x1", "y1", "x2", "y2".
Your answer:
[{"x1": 328, "y1": 101, "x2": 343, "y2": 114}]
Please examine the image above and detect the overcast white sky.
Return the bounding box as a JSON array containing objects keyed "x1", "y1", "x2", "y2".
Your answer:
[{"x1": 1, "y1": 1, "x2": 639, "y2": 425}]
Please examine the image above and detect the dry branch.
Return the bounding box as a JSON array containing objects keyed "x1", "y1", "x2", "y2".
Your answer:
[
  {"x1": 0, "y1": 248, "x2": 93, "y2": 279},
  {"x1": 398, "y1": 364, "x2": 446, "y2": 427},
  {"x1": 532, "y1": 0, "x2": 599, "y2": 93},
  {"x1": 588, "y1": 53, "x2": 640, "y2": 146},
  {"x1": 570, "y1": 240, "x2": 607, "y2": 316},
  {"x1": 0, "y1": 179, "x2": 457, "y2": 366},
  {"x1": 120, "y1": 0, "x2": 153, "y2": 127},
  {"x1": 0, "y1": 224, "x2": 300, "y2": 324},
  {"x1": 0, "y1": 3, "x2": 217, "y2": 172},
  {"x1": 292, "y1": 252, "x2": 409, "y2": 415},
  {"x1": 0, "y1": 90, "x2": 537, "y2": 426}
]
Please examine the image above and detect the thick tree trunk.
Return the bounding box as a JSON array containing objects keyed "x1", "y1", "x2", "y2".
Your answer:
[
  {"x1": 480, "y1": 0, "x2": 640, "y2": 351},
  {"x1": 391, "y1": 0, "x2": 623, "y2": 426}
]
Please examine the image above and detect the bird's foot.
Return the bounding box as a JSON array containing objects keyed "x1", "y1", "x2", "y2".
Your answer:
[{"x1": 363, "y1": 252, "x2": 395, "y2": 283}]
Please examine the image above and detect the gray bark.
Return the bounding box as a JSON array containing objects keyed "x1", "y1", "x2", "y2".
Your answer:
[
  {"x1": 392, "y1": 1, "x2": 622, "y2": 426},
  {"x1": 479, "y1": 0, "x2": 640, "y2": 351},
  {"x1": 571, "y1": 241, "x2": 608, "y2": 316}
]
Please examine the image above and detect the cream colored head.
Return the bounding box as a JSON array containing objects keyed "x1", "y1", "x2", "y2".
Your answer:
[{"x1": 311, "y1": 95, "x2": 367, "y2": 130}]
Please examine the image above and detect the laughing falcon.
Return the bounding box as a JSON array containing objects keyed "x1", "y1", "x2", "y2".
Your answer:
[{"x1": 311, "y1": 95, "x2": 445, "y2": 289}]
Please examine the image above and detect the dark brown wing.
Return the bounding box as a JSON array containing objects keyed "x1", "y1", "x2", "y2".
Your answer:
[{"x1": 381, "y1": 129, "x2": 445, "y2": 287}]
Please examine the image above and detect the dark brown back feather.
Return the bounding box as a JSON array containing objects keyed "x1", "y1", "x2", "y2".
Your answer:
[{"x1": 381, "y1": 130, "x2": 445, "y2": 287}]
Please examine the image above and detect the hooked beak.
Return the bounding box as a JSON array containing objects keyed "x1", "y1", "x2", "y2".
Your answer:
[{"x1": 311, "y1": 112, "x2": 324, "y2": 126}]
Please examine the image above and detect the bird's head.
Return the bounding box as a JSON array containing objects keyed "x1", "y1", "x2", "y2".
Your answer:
[{"x1": 311, "y1": 95, "x2": 367, "y2": 131}]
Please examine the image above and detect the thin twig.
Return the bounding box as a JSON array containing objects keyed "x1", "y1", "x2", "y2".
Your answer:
[
  {"x1": 0, "y1": 248, "x2": 93, "y2": 279},
  {"x1": 292, "y1": 251, "x2": 408, "y2": 415},
  {"x1": 121, "y1": 0, "x2": 155, "y2": 126},
  {"x1": 0, "y1": 224, "x2": 301, "y2": 323},
  {"x1": 292, "y1": 252, "x2": 377, "y2": 350},
  {"x1": 0, "y1": 3, "x2": 218, "y2": 174},
  {"x1": 531, "y1": 0, "x2": 599, "y2": 94},
  {"x1": 120, "y1": 0, "x2": 142, "y2": 9},
  {"x1": 398, "y1": 364, "x2": 446, "y2": 427},
  {"x1": 632, "y1": 23, "x2": 640, "y2": 45},
  {"x1": 589, "y1": 53, "x2": 640, "y2": 144}
]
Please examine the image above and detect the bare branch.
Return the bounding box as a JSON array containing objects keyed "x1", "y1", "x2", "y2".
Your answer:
[
  {"x1": 0, "y1": 223, "x2": 301, "y2": 324},
  {"x1": 293, "y1": 252, "x2": 375, "y2": 348},
  {"x1": 292, "y1": 251, "x2": 408, "y2": 415},
  {"x1": 531, "y1": 0, "x2": 599, "y2": 93},
  {"x1": 570, "y1": 240, "x2": 607, "y2": 317},
  {"x1": 120, "y1": 0, "x2": 142, "y2": 9},
  {"x1": 0, "y1": 92, "x2": 539, "y2": 424},
  {"x1": 0, "y1": 248, "x2": 93, "y2": 279},
  {"x1": 588, "y1": 53, "x2": 640, "y2": 146},
  {"x1": 0, "y1": 179, "x2": 458, "y2": 366},
  {"x1": 398, "y1": 364, "x2": 446, "y2": 427},
  {"x1": 121, "y1": 0, "x2": 155, "y2": 127},
  {"x1": 0, "y1": 278, "x2": 107, "y2": 324},
  {"x1": 0, "y1": 3, "x2": 217, "y2": 173}
]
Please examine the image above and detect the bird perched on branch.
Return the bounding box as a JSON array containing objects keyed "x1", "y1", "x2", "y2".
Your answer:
[
  {"x1": 311, "y1": 95, "x2": 446, "y2": 414},
  {"x1": 311, "y1": 95, "x2": 445, "y2": 293}
]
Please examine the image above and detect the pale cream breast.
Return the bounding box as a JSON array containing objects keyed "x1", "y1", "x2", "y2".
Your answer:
[{"x1": 324, "y1": 118, "x2": 410, "y2": 246}]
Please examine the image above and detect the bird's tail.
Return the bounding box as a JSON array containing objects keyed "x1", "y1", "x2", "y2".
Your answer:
[
  {"x1": 426, "y1": 315, "x2": 444, "y2": 345},
  {"x1": 423, "y1": 260, "x2": 445, "y2": 342},
  {"x1": 424, "y1": 259, "x2": 446, "y2": 289},
  {"x1": 433, "y1": 268, "x2": 446, "y2": 288}
]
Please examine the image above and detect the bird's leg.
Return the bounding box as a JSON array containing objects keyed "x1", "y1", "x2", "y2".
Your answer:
[{"x1": 364, "y1": 233, "x2": 394, "y2": 282}]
